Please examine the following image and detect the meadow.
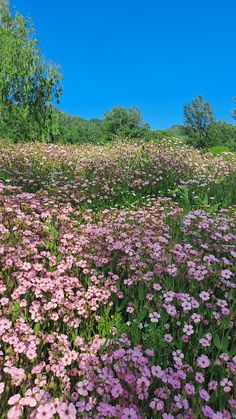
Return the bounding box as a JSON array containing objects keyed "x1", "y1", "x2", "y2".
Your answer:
[{"x1": 0, "y1": 139, "x2": 235, "y2": 419}]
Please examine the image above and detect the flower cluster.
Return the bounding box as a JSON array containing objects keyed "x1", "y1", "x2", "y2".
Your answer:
[
  {"x1": 0, "y1": 140, "x2": 235, "y2": 209},
  {"x1": 0, "y1": 140, "x2": 235, "y2": 418}
]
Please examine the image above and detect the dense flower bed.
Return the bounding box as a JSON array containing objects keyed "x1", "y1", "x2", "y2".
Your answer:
[
  {"x1": 0, "y1": 141, "x2": 236, "y2": 418},
  {"x1": 0, "y1": 140, "x2": 236, "y2": 209}
]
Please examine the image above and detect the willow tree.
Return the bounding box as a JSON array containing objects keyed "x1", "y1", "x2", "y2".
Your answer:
[{"x1": 0, "y1": 0, "x2": 63, "y2": 141}]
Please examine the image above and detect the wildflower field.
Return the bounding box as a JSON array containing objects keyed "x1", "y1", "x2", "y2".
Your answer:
[{"x1": 0, "y1": 139, "x2": 236, "y2": 419}]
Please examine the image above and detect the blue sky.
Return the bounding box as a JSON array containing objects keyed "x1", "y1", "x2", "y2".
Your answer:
[{"x1": 12, "y1": 0, "x2": 236, "y2": 129}]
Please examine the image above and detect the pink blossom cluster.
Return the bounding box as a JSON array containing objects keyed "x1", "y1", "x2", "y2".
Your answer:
[
  {"x1": 0, "y1": 141, "x2": 235, "y2": 208},
  {"x1": 0, "y1": 140, "x2": 235, "y2": 418}
]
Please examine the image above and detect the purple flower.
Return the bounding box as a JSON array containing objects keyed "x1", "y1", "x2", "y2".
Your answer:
[
  {"x1": 197, "y1": 355, "x2": 210, "y2": 368},
  {"x1": 185, "y1": 383, "x2": 195, "y2": 395},
  {"x1": 202, "y1": 405, "x2": 215, "y2": 418},
  {"x1": 199, "y1": 389, "x2": 210, "y2": 401},
  {"x1": 228, "y1": 399, "x2": 236, "y2": 409},
  {"x1": 195, "y1": 372, "x2": 205, "y2": 383},
  {"x1": 120, "y1": 407, "x2": 139, "y2": 419},
  {"x1": 208, "y1": 380, "x2": 218, "y2": 391},
  {"x1": 164, "y1": 334, "x2": 173, "y2": 343},
  {"x1": 150, "y1": 398, "x2": 164, "y2": 411}
]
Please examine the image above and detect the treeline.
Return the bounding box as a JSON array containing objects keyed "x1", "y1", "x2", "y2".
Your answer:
[
  {"x1": 57, "y1": 107, "x2": 150, "y2": 144},
  {"x1": 56, "y1": 101, "x2": 236, "y2": 151},
  {"x1": 182, "y1": 96, "x2": 236, "y2": 152},
  {"x1": 0, "y1": 1, "x2": 236, "y2": 151}
]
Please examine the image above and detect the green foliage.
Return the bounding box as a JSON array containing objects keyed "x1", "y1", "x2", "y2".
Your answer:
[
  {"x1": 0, "y1": 1, "x2": 62, "y2": 142},
  {"x1": 57, "y1": 112, "x2": 103, "y2": 144},
  {"x1": 169, "y1": 124, "x2": 190, "y2": 143},
  {"x1": 55, "y1": 107, "x2": 150, "y2": 144},
  {"x1": 209, "y1": 145, "x2": 231, "y2": 155},
  {"x1": 9, "y1": 300, "x2": 21, "y2": 322},
  {"x1": 102, "y1": 106, "x2": 150, "y2": 141},
  {"x1": 144, "y1": 128, "x2": 175, "y2": 142},
  {"x1": 97, "y1": 308, "x2": 126, "y2": 341},
  {"x1": 0, "y1": 168, "x2": 8, "y2": 182},
  {"x1": 183, "y1": 96, "x2": 215, "y2": 148},
  {"x1": 206, "y1": 121, "x2": 236, "y2": 151},
  {"x1": 231, "y1": 96, "x2": 236, "y2": 120}
]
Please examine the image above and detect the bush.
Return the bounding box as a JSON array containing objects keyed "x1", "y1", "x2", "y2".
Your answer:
[{"x1": 206, "y1": 121, "x2": 236, "y2": 151}]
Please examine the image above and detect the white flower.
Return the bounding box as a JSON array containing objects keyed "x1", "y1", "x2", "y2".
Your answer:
[{"x1": 149, "y1": 312, "x2": 161, "y2": 323}]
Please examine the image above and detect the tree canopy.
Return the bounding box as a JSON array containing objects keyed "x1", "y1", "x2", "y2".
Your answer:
[
  {"x1": 232, "y1": 97, "x2": 236, "y2": 120},
  {"x1": 0, "y1": 0, "x2": 62, "y2": 141},
  {"x1": 102, "y1": 106, "x2": 150, "y2": 141},
  {"x1": 183, "y1": 96, "x2": 215, "y2": 148}
]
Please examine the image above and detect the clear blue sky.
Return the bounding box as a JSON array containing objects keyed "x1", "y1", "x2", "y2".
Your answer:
[{"x1": 12, "y1": 0, "x2": 236, "y2": 129}]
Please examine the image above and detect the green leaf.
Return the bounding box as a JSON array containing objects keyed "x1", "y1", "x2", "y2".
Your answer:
[
  {"x1": 0, "y1": 170, "x2": 8, "y2": 181},
  {"x1": 137, "y1": 285, "x2": 146, "y2": 302},
  {"x1": 213, "y1": 332, "x2": 229, "y2": 351},
  {"x1": 213, "y1": 333, "x2": 222, "y2": 349},
  {"x1": 34, "y1": 323, "x2": 40, "y2": 334},
  {"x1": 137, "y1": 307, "x2": 148, "y2": 322}
]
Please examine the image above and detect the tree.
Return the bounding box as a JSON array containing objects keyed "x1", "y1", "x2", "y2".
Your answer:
[
  {"x1": 0, "y1": 1, "x2": 62, "y2": 142},
  {"x1": 0, "y1": 0, "x2": 8, "y2": 23},
  {"x1": 183, "y1": 96, "x2": 215, "y2": 148},
  {"x1": 206, "y1": 121, "x2": 236, "y2": 151},
  {"x1": 57, "y1": 112, "x2": 103, "y2": 144},
  {"x1": 232, "y1": 97, "x2": 236, "y2": 120},
  {"x1": 102, "y1": 106, "x2": 150, "y2": 141}
]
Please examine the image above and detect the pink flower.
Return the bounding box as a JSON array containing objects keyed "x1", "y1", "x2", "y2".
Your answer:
[
  {"x1": 120, "y1": 407, "x2": 139, "y2": 418},
  {"x1": 228, "y1": 399, "x2": 236, "y2": 409},
  {"x1": 183, "y1": 324, "x2": 194, "y2": 336},
  {"x1": 202, "y1": 405, "x2": 215, "y2": 418},
  {"x1": 35, "y1": 404, "x2": 55, "y2": 419},
  {"x1": 185, "y1": 383, "x2": 195, "y2": 395},
  {"x1": 195, "y1": 372, "x2": 205, "y2": 383},
  {"x1": 199, "y1": 389, "x2": 210, "y2": 401},
  {"x1": 199, "y1": 291, "x2": 210, "y2": 301},
  {"x1": 21, "y1": 395, "x2": 37, "y2": 407},
  {"x1": 191, "y1": 313, "x2": 201, "y2": 323},
  {"x1": 97, "y1": 402, "x2": 116, "y2": 417},
  {"x1": 220, "y1": 378, "x2": 233, "y2": 393},
  {"x1": 76, "y1": 401, "x2": 93, "y2": 413},
  {"x1": 145, "y1": 349, "x2": 154, "y2": 357},
  {"x1": 76, "y1": 380, "x2": 94, "y2": 396},
  {"x1": 8, "y1": 394, "x2": 21, "y2": 406},
  {"x1": 166, "y1": 305, "x2": 177, "y2": 317},
  {"x1": 208, "y1": 380, "x2": 218, "y2": 391},
  {"x1": 197, "y1": 355, "x2": 210, "y2": 368},
  {"x1": 153, "y1": 283, "x2": 162, "y2": 291},
  {"x1": 164, "y1": 334, "x2": 173, "y2": 343},
  {"x1": 7, "y1": 405, "x2": 23, "y2": 419},
  {"x1": 221, "y1": 269, "x2": 233, "y2": 279},
  {"x1": 31, "y1": 362, "x2": 45, "y2": 374},
  {"x1": 151, "y1": 365, "x2": 164, "y2": 378},
  {"x1": 57, "y1": 402, "x2": 76, "y2": 419},
  {"x1": 111, "y1": 382, "x2": 123, "y2": 398},
  {"x1": 149, "y1": 312, "x2": 160, "y2": 323},
  {"x1": 150, "y1": 398, "x2": 164, "y2": 411},
  {"x1": 126, "y1": 305, "x2": 134, "y2": 313}
]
